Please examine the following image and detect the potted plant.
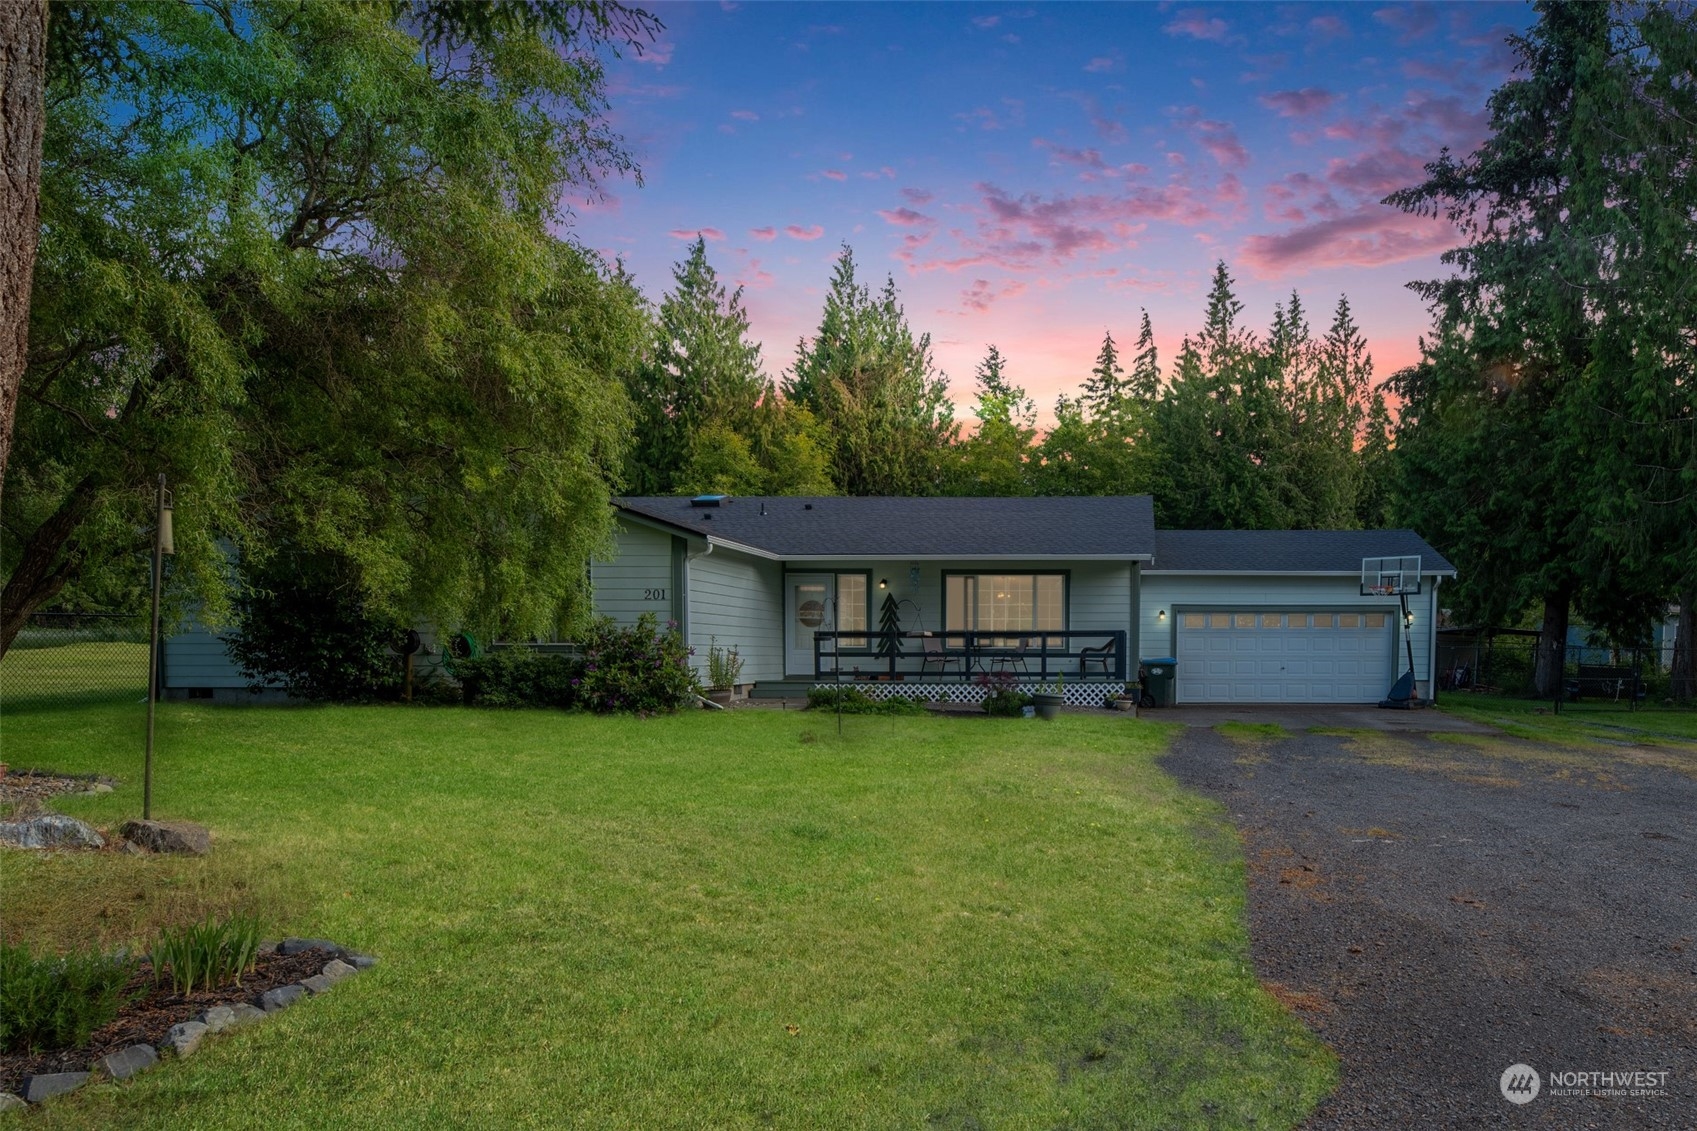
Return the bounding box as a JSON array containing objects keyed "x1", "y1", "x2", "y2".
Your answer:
[
  {"x1": 1032, "y1": 672, "x2": 1065, "y2": 720},
  {"x1": 706, "y1": 638, "x2": 743, "y2": 706},
  {"x1": 1109, "y1": 680, "x2": 1138, "y2": 711}
]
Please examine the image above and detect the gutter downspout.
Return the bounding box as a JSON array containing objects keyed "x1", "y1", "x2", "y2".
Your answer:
[
  {"x1": 682, "y1": 539, "x2": 715, "y2": 673},
  {"x1": 1428, "y1": 575, "x2": 1443, "y2": 702}
]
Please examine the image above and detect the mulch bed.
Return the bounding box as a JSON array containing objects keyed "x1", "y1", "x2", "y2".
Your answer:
[
  {"x1": 0, "y1": 948, "x2": 335, "y2": 1096},
  {"x1": 0, "y1": 770, "x2": 116, "y2": 813}
]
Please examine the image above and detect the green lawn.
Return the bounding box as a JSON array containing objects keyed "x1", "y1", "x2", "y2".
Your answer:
[
  {"x1": 1438, "y1": 691, "x2": 1697, "y2": 745},
  {"x1": 0, "y1": 641, "x2": 150, "y2": 709},
  {"x1": 1, "y1": 703, "x2": 1334, "y2": 1129}
]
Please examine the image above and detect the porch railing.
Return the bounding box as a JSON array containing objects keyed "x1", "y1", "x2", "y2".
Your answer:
[{"x1": 812, "y1": 629, "x2": 1127, "y2": 682}]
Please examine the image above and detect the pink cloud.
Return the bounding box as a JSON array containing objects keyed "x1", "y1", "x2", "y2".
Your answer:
[
  {"x1": 734, "y1": 257, "x2": 775, "y2": 290},
  {"x1": 972, "y1": 14, "x2": 1001, "y2": 28},
  {"x1": 877, "y1": 207, "x2": 934, "y2": 227},
  {"x1": 1241, "y1": 205, "x2": 1459, "y2": 274},
  {"x1": 1033, "y1": 137, "x2": 1107, "y2": 171},
  {"x1": 960, "y1": 278, "x2": 1028, "y2": 313},
  {"x1": 749, "y1": 226, "x2": 777, "y2": 241},
  {"x1": 1259, "y1": 87, "x2": 1337, "y2": 117},
  {"x1": 668, "y1": 228, "x2": 725, "y2": 241},
  {"x1": 784, "y1": 224, "x2": 825, "y2": 240},
  {"x1": 1374, "y1": 4, "x2": 1438, "y2": 42},
  {"x1": 1084, "y1": 54, "x2": 1120, "y2": 74},
  {"x1": 1163, "y1": 10, "x2": 1231, "y2": 42},
  {"x1": 819, "y1": 169, "x2": 848, "y2": 182},
  {"x1": 1195, "y1": 120, "x2": 1249, "y2": 168},
  {"x1": 901, "y1": 187, "x2": 935, "y2": 205},
  {"x1": 634, "y1": 41, "x2": 675, "y2": 66},
  {"x1": 954, "y1": 106, "x2": 1005, "y2": 131},
  {"x1": 1307, "y1": 15, "x2": 1349, "y2": 40},
  {"x1": 730, "y1": 109, "x2": 760, "y2": 122}
]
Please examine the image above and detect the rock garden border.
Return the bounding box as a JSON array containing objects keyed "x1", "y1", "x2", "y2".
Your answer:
[{"x1": 0, "y1": 939, "x2": 377, "y2": 1110}]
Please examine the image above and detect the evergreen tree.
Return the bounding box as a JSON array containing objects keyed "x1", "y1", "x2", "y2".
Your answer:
[
  {"x1": 784, "y1": 247, "x2": 957, "y2": 495},
  {"x1": 623, "y1": 238, "x2": 766, "y2": 495},
  {"x1": 1127, "y1": 310, "x2": 1161, "y2": 401},
  {"x1": 1080, "y1": 331, "x2": 1125, "y2": 423},
  {"x1": 951, "y1": 345, "x2": 1035, "y2": 496}
]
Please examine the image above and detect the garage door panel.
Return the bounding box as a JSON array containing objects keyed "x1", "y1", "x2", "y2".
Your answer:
[{"x1": 1176, "y1": 609, "x2": 1391, "y2": 704}]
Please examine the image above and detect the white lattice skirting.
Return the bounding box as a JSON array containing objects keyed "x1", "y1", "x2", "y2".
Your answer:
[{"x1": 814, "y1": 681, "x2": 1119, "y2": 707}]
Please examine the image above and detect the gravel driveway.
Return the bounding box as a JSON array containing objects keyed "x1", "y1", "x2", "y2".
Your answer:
[{"x1": 1159, "y1": 715, "x2": 1695, "y2": 1129}]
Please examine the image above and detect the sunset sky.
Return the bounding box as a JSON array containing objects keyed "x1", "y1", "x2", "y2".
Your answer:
[{"x1": 568, "y1": 1, "x2": 1533, "y2": 419}]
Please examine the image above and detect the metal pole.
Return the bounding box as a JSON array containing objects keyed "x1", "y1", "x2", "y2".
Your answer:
[{"x1": 144, "y1": 474, "x2": 165, "y2": 820}]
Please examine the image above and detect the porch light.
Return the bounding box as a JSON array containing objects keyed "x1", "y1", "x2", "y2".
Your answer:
[
  {"x1": 878, "y1": 578, "x2": 888, "y2": 589},
  {"x1": 1158, "y1": 609, "x2": 1167, "y2": 620}
]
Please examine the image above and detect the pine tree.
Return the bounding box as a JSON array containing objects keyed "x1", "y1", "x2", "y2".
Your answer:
[
  {"x1": 1081, "y1": 331, "x2": 1124, "y2": 422},
  {"x1": 952, "y1": 345, "x2": 1035, "y2": 495},
  {"x1": 1127, "y1": 310, "x2": 1161, "y2": 401}
]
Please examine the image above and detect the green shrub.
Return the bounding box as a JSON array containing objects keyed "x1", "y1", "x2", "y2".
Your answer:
[
  {"x1": 229, "y1": 554, "x2": 405, "y2": 702},
  {"x1": 0, "y1": 941, "x2": 140, "y2": 1054},
  {"x1": 452, "y1": 648, "x2": 583, "y2": 708},
  {"x1": 806, "y1": 686, "x2": 929, "y2": 715},
  {"x1": 982, "y1": 689, "x2": 1033, "y2": 717},
  {"x1": 578, "y1": 614, "x2": 698, "y2": 714},
  {"x1": 151, "y1": 915, "x2": 262, "y2": 996}
]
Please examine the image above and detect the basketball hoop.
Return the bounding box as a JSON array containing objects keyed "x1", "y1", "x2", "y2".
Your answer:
[{"x1": 1361, "y1": 556, "x2": 1421, "y2": 598}]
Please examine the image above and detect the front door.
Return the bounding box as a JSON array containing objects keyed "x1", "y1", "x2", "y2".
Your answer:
[{"x1": 786, "y1": 574, "x2": 835, "y2": 676}]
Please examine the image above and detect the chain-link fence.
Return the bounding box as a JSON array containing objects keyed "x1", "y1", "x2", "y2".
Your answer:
[
  {"x1": 1437, "y1": 629, "x2": 1695, "y2": 713},
  {"x1": 0, "y1": 612, "x2": 152, "y2": 709}
]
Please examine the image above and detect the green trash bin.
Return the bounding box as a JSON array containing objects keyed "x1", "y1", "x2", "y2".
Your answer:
[{"x1": 1139, "y1": 658, "x2": 1177, "y2": 707}]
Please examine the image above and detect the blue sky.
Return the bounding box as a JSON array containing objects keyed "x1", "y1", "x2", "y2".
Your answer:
[{"x1": 568, "y1": 1, "x2": 1534, "y2": 417}]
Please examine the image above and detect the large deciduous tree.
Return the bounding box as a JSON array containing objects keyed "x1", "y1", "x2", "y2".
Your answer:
[
  {"x1": 0, "y1": 0, "x2": 48, "y2": 508},
  {"x1": 1, "y1": 1, "x2": 660, "y2": 655}
]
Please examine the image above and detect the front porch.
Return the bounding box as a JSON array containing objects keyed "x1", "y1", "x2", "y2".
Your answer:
[{"x1": 787, "y1": 629, "x2": 1132, "y2": 706}]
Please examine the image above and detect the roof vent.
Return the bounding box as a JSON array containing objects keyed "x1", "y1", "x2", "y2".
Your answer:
[
  {"x1": 690, "y1": 494, "x2": 730, "y2": 508},
  {"x1": 804, "y1": 503, "x2": 813, "y2": 510}
]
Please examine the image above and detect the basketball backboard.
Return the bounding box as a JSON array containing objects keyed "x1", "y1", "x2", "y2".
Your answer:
[{"x1": 1361, "y1": 555, "x2": 1421, "y2": 597}]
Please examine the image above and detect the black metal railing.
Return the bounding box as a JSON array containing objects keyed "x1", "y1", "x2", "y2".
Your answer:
[{"x1": 812, "y1": 629, "x2": 1127, "y2": 682}]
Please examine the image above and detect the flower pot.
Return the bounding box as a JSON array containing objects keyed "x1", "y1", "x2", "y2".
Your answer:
[
  {"x1": 1032, "y1": 692, "x2": 1064, "y2": 720},
  {"x1": 707, "y1": 689, "x2": 735, "y2": 707},
  {"x1": 1109, "y1": 698, "x2": 1134, "y2": 712}
]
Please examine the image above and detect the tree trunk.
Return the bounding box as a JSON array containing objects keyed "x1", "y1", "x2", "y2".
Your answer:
[
  {"x1": 1672, "y1": 586, "x2": 1695, "y2": 703},
  {"x1": 1533, "y1": 591, "x2": 1570, "y2": 700},
  {"x1": 0, "y1": 0, "x2": 49, "y2": 507},
  {"x1": 0, "y1": 475, "x2": 98, "y2": 656}
]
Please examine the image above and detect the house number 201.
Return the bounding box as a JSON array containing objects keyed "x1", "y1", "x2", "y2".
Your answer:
[{"x1": 644, "y1": 588, "x2": 668, "y2": 601}]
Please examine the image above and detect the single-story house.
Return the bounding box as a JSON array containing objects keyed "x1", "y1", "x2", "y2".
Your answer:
[
  {"x1": 598, "y1": 495, "x2": 1455, "y2": 706},
  {"x1": 162, "y1": 493, "x2": 1454, "y2": 706}
]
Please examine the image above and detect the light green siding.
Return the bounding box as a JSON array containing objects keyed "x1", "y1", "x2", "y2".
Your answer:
[
  {"x1": 592, "y1": 520, "x2": 679, "y2": 627},
  {"x1": 689, "y1": 548, "x2": 784, "y2": 684},
  {"x1": 164, "y1": 628, "x2": 251, "y2": 689}
]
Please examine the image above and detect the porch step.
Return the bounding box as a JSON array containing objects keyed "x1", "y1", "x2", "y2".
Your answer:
[{"x1": 748, "y1": 681, "x2": 816, "y2": 699}]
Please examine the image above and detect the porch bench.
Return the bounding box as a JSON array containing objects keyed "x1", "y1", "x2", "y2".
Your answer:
[{"x1": 1564, "y1": 665, "x2": 1644, "y2": 702}]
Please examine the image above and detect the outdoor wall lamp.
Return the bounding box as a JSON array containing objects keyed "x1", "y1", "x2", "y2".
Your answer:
[
  {"x1": 1158, "y1": 609, "x2": 1167, "y2": 620},
  {"x1": 878, "y1": 578, "x2": 888, "y2": 589}
]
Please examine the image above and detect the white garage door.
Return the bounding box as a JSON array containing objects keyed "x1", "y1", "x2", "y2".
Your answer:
[{"x1": 1175, "y1": 610, "x2": 1394, "y2": 704}]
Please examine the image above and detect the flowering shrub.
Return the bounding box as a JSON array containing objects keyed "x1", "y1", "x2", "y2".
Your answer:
[
  {"x1": 577, "y1": 614, "x2": 698, "y2": 714},
  {"x1": 977, "y1": 670, "x2": 1033, "y2": 717}
]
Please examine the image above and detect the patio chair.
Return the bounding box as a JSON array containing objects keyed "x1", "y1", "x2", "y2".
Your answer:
[
  {"x1": 920, "y1": 633, "x2": 965, "y2": 676},
  {"x1": 988, "y1": 637, "x2": 1031, "y2": 674},
  {"x1": 1079, "y1": 640, "x2": 1115, "y2": 677}
]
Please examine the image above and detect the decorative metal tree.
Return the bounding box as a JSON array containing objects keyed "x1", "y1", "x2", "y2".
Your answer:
[{"x1": 875, "y1": 592, "x2": 903, "y2": 662}]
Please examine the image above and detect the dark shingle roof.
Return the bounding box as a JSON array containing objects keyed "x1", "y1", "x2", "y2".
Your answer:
[
  {"x1": 615, "y1": 496, "x2": 1157, "y2": 558},
  {"x1": 1152, "y1": 529, "x2": 1456, "y2": 574}
]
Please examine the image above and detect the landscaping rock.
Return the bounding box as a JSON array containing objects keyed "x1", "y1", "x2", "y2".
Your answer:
[
  {"x1": 82, "y1": 782, "x2": 115, "y2": 795},
  {"x1": 0, "y1": 1093, "x2": 26, "y2": 1112},
  {"x1": 117, "y1": 818, "x2": 210, "y2": 856},
  {"x1": 166, "y1": 1021, "x2": 209, "y2": 1057},
  {"x1": 321, "y1": 958, "x2": 357, "y2": 983},
  {"x1": 257, "y1": 939, "x2": 279, "y2": 956},
  {"x1": 24, "y1": 1072, "x2": 89, "y2": 1103},
  {"x1": 345, "y1": 952, "x2": 379, "y2": 969},
  {"x1": 262, "y1": 984, "x2": 307, "y2": 1012},
  {"x1": 201, "y1": 1005, "x2": 237, "y2": 1033},
  {"x1": 95, "y1": 1043, "x2": 157, "y2": 1081},
  {"x1": 0, "y1": 813, "x2": 105, "y2": 850},
  {"x1": 300, "y1": 973, "x2": 334, "y2": 994},
  {"x1": 278, "y1": 937, "x2": 340, "y2": 956},
  {"x1": 229, "y1": 1003, "x2": 267, "y2": 1027}
]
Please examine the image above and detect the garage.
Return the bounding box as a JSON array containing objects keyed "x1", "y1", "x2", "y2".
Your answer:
[{"x1": 1175, "y1": 610, "x2": 1395, "y2": 704}]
